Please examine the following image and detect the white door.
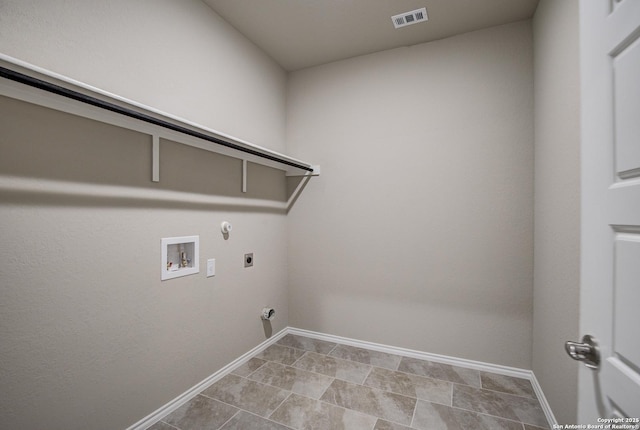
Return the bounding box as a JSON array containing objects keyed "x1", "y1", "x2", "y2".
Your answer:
[{"x1": 578, "y1": 0, "x2": 640, "y2": 422}]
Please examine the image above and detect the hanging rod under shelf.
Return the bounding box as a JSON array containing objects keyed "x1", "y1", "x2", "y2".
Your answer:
[{"x1": 0, "y1": 64, "x2": 314, "y2": 173}]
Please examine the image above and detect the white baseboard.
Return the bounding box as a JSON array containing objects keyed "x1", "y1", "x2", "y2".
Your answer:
[
  {"x1": 529, "y1": 371, "x2": 559, "y2": 427},
  {"x1": 128, "y1": 326, "x2": 556, "y2": 429},
  {"x1": 126, "y1": 328, "x2": 289, "y2": 430},
  {"x1": 287, "y1": 327, "x2": 532, "y2": 379}
]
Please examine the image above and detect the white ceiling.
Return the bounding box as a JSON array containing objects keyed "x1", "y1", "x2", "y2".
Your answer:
[{"x1": 203, "y1": 0, "x2": 540, "y2": 71}]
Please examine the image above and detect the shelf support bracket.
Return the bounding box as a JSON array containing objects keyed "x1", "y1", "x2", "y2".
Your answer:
[
  {"x1": 152, "y1": 135, "x2": 160, "y2": 183},
  {"x1": 242, "y1": 159, "x2": 248, "y2": 193}
]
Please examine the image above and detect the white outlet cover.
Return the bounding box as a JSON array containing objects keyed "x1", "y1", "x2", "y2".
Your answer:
[{"x1": 207, "y1": 258, "x2": 216, "y2": 277}]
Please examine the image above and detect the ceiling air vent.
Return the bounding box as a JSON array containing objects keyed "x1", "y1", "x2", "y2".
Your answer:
[{"x1": 391, "y1": 7, "x2": 428, "y2": 29}]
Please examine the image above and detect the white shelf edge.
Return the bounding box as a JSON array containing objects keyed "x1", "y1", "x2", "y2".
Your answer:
[{"x1": 0, "y1": 53, "x2": 315, "y2": 175}]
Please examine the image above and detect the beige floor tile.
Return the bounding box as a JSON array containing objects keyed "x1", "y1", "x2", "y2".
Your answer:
[
  {"x1": 412, "y1": 400, "x2": 523, "y2": 430},
  {"x1": 364, "y1": 366, "x2": 452, "y2": 405},
  {"x1": 453, "y1": 384, "x2": 548, "y2": 428},
  {"x1": 277, "y1": 334, "x2": 337, "y2": 354},
  {"x1": 397, "y1": 357, "x2": 481, "y2": 388},
  {"x1": 320, "y1": 379, "x2": 416, "y2": 426},
  {"x1": 329, "y1": 345, "x2": 402, "y2": 370},
  {"x1": 293, "y1": 351, "x2": 372, "y2": 384},
  {"x1": 231, "y1": 357, "x2": 267, "y2": 377},
  {"x1": 248, "y1": 361, "x2": 334, "y2": 399},
  {"x1": 202, "y1": 374, "x2": 290, "y2": 417},
  {"x1": 161, "y1": 394, "x2": 238, "y2": 430},
  {"x1": 270, "y1": 393, "x2": 377, "y2": 430},
  {"x1": 256, "y1": 344, "x2": 307, "y2": 365},
  {"x1": 480, "y1": 371, "x2": 536, "y2": 398},
  {"x1": 219, "y1": 410, "x2": 293, "y2": 430}
]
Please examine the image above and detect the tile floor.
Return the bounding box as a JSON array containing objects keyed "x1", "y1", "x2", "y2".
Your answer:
[{"x1": 149, "y1": 334, "x2": 550, "y2": 430}]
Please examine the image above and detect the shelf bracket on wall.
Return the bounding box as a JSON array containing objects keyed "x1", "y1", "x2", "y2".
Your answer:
[
  {"x1": 242, "y1": 159, "x2": 248, "y2": 193},
  {"x1": 152, "y1": 135, "x2": 160, "y2": 183}
]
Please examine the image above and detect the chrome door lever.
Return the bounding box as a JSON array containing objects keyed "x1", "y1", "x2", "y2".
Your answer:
[{"x1": 565, "y1": 335, "x2": 600, "y2": 370}]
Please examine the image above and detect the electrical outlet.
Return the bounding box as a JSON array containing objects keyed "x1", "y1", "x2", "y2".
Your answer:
[{"x1": 244, "y1": 253, "x2": 254, "y2": 268}]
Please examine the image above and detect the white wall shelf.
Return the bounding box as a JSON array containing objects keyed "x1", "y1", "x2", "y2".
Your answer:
[{"x1": 0, "y1": 54, "x2": 319, "y2": 191}]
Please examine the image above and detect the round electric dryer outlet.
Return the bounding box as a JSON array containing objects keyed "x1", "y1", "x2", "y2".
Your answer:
[{"x1": 244, "y1": 253, "x2": 253, "y2": 267}]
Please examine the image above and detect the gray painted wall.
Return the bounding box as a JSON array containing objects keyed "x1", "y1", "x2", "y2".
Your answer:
[
  {"x1": 286, "y1": 21, "x2": 535, "y2": 369},
  {"x1": 532, "y1": 0, "x2": 581, "y2": 423},
  {"x1": 0, "y1": 0, "x2": 583, "y2": 424},
  {"x1": 0, "y1": 0, "x2": 286, "y2": 151},
  {"x1": 0, "y1": 1, "x2": 288, "y2": 428}
]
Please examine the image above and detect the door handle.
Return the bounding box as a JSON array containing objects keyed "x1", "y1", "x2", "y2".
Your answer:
[{"x1": 565, "y1": 334, "x2": 600, "y2": 370}]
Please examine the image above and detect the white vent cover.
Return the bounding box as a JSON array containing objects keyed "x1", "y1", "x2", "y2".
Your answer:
[{"x1": 391, "y1": 7, "x2": 428, "y2": 29}]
